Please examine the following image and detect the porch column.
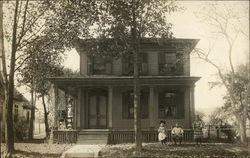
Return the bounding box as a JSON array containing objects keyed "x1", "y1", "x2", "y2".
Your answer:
[
  {"x1": 53, "y1": 85, "x2": 59, "y2": 128},
  {"x1": 149, "y1": 87, "x2": 155, "y2": 128},
  {"x1": 184, "y1": 88, "x2": 190, "y2": 128},
  {"x1": 77, "y1": 88, "x2": 81, "y2": 129},
  {"x1": 190, "y1": 86, "x2": 195, "y2": 127},
  {"x1": 108, "y1": 86, "x2": 113, "y2": 128}
]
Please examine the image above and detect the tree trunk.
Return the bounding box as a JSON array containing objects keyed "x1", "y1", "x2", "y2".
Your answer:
[
  {"x1": 0, "y1": 0, "x2": 6, "y2": 143},
  {"x1": 28, "y1": 85, "x2": 35, "y2": 140},
  {"x1": 132, "y1": 0, "x2": 142, "y2": 154},
  {"x1": 5, "y1": 0, "x2": 20, "y2": 154},
  {"x1": 42, "y1": 95, "x2": 49, "y2": 138},
  {"x1": 238, "y1": 116, "x2": 247, "y2": 144}
]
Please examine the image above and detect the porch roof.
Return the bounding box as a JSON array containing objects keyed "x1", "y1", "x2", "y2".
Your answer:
[{"x1": 48, "y1": 75, "x2": 200, "y2": 87}]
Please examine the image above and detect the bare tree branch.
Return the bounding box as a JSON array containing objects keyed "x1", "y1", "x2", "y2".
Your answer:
[{"x1": 16, "y1": 0, "x2": 29, "y2": 49}]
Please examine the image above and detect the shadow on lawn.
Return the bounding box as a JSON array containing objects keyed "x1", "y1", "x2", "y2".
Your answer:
[
  {"x1": 16, "y1": 138, "x2": 45, "y2": 144},
  {"x1": 14, "y1": 150, "x2": 60, "y2": 158}
]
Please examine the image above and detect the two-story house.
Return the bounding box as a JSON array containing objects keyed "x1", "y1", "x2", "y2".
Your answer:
[{"x1": 48, "y1": 38, "x2": 200, "y2": 144}]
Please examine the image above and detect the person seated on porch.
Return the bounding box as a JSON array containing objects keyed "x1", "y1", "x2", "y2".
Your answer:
[
  {"x1": 158, "y1": 120, "x2": 167, "y2": 145},
  {"x1": 59, "y1": 119, "x2": 66, "y2": 130},
  {"x1": 171, "y1": 123, "x2": 184, "y2": 145}
]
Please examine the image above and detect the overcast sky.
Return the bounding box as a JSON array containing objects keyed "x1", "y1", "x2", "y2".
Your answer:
[{"x1": 63, "y1": 1, "x2": 249, "y2": 115}]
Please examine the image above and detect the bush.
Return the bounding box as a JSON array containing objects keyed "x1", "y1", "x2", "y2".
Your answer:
[{"x1": 14, "y1": 116, "x2": 29, "y2": 141}]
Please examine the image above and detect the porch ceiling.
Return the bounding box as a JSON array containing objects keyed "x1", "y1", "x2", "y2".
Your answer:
[{"x1": 47, "y1": 76, "x2": 200, "y2": 87}]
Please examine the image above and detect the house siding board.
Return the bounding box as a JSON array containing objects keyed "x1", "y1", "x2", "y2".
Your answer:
[
  {"x1": 80, "y1": 52, "x2": 88, "y2": 75},
  {"x1": 184, "y1": 54, "x2": 190, "y2": 76}
]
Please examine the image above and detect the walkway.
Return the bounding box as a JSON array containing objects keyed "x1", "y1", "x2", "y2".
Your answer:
[{"x1": 61, "y1": 144, "x2": 105, "y2": 158}]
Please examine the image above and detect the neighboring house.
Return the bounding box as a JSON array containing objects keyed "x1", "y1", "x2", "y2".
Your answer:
[
  {"x1": 48, "y1": 38, "x2": 200, "y2": 143},
  {"x1": 0, "y1": 87, "x2": 32, "y2": 141},
  {"x1": 12, "y1": 90, "x2": 32, "y2": 124}
]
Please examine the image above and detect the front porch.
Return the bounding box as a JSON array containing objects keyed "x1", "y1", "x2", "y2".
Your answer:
[{"x1": 48, "y1": 76, "x2": 199, "y2": 144}]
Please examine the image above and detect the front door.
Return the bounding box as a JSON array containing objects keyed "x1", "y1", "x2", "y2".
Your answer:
[{"x1": 88, "y1": 90, "x2": 107, "y2": 129}]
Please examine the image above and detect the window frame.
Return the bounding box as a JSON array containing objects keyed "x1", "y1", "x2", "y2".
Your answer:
[
  {"x1": 87, "y1": 55, "x2": 112, "y2": 75},
  {"x1": 158, "y1": 90, "x2": 185, "y2": 119},
  {"x1": 158, "y1": 51, "x2": 184, "y2": 75},
  {"x1": 122, "y1": 90, "x2": 149, "y2": 119}
]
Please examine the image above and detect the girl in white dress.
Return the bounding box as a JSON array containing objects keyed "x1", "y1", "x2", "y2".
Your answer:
[{"x1": 158, "y1": 120, "x2": 167, "y2": 145}]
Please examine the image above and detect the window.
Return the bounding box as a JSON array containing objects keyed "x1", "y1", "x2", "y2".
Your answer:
[
  {"x1": 122, "y1": 53, "x2": 148, "y2": 75},
  {"x1": 122, "y1": 90, "x2": 149, "y2": 119},
  {"x1": 14, "y1": 105, "x2": 18, "y2": 122},
  {"x1": 87, "y1": 56, "x2": 112, "y2": 75},
  {"x1": 158, "y1": 52, "x2": 183, "y2": 75},
  {"x1": 158, "y1": 91, "x2": 185, "y2": 119}
]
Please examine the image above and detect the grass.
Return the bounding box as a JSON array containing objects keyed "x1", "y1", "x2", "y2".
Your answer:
[
  {"x1": 99, "y1": 142, "x2": 250, "y2": 158},
  {"x1": 1, "y1": 142, "x2": 73, "y2": 158}
]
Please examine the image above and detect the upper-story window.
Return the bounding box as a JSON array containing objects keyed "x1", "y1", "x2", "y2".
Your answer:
[
  {"x1": 158, "y1": 51, "x2": 184, "y2": 75},
  {"x1": 122, "y1": 53, "x2": 148, "y2": 75},
  {"x1": 87, "y1": 56, "x2": 112, "y2": 75}
]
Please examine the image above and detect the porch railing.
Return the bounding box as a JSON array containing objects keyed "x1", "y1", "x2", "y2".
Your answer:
[
  {"x1": 53, "y1": 130, "x2": 79, "y2": 144},
  {"x1": 108, "y1": 129, "x2": 194, "y2": 144}
]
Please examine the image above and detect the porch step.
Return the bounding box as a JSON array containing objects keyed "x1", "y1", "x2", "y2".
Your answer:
[
  {"x1": 62, "y1": 145, "x2": 105, "y2": 158},
  {"x1": 77, "y1": 130, "x2": 108, "y2": 144}
]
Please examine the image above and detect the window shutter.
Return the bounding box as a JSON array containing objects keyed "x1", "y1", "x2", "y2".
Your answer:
[
  {"x1": 158, "y1": 52, "x2": 165, "y2": 65},
  {"x1": 141, "y1": 91, "x2": 149, "y2": 118},
  {"x1": 176, "y1": 91, "x2": 185, "y2": 119},
  {"x1": 122, "y1": 92, "x2": 129, "y2": 119},
  {"x1": 141, "y1": 53, "x2": 148, "y2": 74},
  {"x1": 141, "y1": 63, "x2": 148, "y2": 74},
  {"x1": 87, "y1": 56, "x2": 93, "y2": 75},
  {"x1": 158, "y1": 52, "x2": 165, "y2": 75},
  {"x1": 106, "y1": 63, "x2": 112, "y2": 74}
]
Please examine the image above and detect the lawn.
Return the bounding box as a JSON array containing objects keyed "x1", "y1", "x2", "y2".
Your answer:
[
  {"x1": 1, "y1": 142, "x2": 73, "y2": 158},
  {"x1": 99, "y1": 143, "x2": 250, "y2": 158}
]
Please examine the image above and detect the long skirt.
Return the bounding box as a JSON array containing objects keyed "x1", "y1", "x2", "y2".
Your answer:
[{"x1": 194, "y1": 129, "x2": 203, "y2": 139}]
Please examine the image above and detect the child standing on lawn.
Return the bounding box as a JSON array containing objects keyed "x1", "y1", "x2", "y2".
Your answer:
[
  {"x1": 193, "y1": 115, "x2": 204, "y2": 145},
  {"x1": 158, "y1": 120, "x2": 167, "y2": 145}
]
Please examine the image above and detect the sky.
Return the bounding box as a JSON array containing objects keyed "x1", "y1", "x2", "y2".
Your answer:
[
  {"x1": 3, "y1": 1, "x2": 249, "y2": 116},
  {"x1": 62, "y1": 1, "x2": 249, "y2": 115}
]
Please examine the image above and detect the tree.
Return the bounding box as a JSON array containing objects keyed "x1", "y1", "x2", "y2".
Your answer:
[
  {"x1": 14, "y1": 0, "x2": 99, "y2": 139},
  {"x1": 17, "y1": 41, "x2": 64, "y2": 138},
  {"x1": 193, "y1": 2, "x2": 249, "y2": 144},
  {"x1": 221, "y1": 63, "x2": 249, "y2": 138},
  {"x1": 1, "y1": 0, "x2": 52, "y2": 154}
]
